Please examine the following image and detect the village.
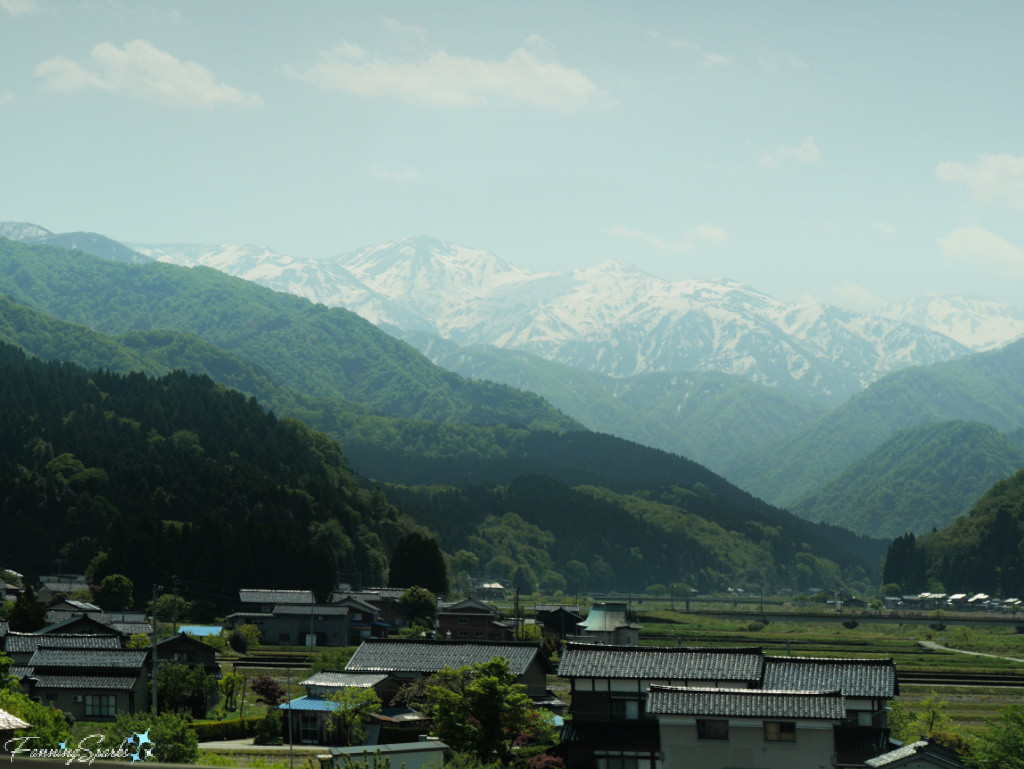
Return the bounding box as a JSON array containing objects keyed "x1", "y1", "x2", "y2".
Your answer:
[{"x1": 0, "y1": 575, "x2": 981, "y2": 769}]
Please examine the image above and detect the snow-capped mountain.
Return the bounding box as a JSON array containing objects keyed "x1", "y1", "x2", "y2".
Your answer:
[
  {"x1": 879, "y1": 296, "x2": 1024, "y2": 352},
  {"x1": 137, "y1": 235, "x2": 979, "y2": 403}
]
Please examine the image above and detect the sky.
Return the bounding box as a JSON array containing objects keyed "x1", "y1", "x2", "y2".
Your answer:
[{"x1": 2, "y1": 0, "x2": 1024, "y2": 310}]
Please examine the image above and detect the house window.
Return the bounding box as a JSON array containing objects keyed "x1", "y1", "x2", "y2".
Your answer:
[
  {"x1": 85, "y1": 695, "x2": 116, "y2": 717},
  {"x1": 300, "y1": 713, "x2": 319, "y2": 744},
  {"x1": 764, "y1": 721, "x2": 796, "y2": 743},
  {"x1": 279, "y1": 633, "x2": 291, "y2": 642},
  {"x1": 610, "y1": 699, "x2": 640, "y2": 720},
  {"x1": 697, "y1": 719, "x2": 729, "y2": 740},
  {"x1": 458, "y1": 618, "x2": 469, "y2": 624},
  {"x1": 458, "y1": 630, "x2": 468, "y2": 638},
  {"x1": 474, "y1": 631, "x2": 485, "y2": 638}
]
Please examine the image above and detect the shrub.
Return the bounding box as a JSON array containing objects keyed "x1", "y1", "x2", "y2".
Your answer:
[
  {"x1": 253, "y1": 710, "x2": 283, "y2": 745},
  {"x1": 189, "y1": 717, "x2": 264, "y2": 742}
]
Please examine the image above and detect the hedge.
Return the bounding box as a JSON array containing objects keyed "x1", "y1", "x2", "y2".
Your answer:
[{"x1": 189, "y1": 716, "x2": 265, "y2": 742}]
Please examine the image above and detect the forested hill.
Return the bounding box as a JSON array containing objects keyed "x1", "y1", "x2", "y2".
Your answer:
[
  {"x1": 793, "y1": 421, "x2": 1024, "y2": 538},
  {"x1": 0, "y1": 341, "x2": 401, "y2": 610},
  {"x1": 730, "y1": 337, "x2": 1024, "y2": 509},
  {"x1": 883, "y1": 467, "x2": 1024, "y2": 597},
  {"x1": 0, "y1": 238, "x2": 578, "y2": 431}
]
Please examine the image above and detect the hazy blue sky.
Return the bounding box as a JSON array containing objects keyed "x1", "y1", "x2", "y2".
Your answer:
[{"x1": 2, "y1": 1, "x2": 1023, "y2": 309}]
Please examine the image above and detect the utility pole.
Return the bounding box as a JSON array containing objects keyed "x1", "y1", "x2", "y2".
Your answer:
[
  {"x1": 151, "y1": 583, "x2": 163, "y2": 714},
  {"x1": 514, "y1": 587, "x2": 520, "y2": 641},
  {"x1": 172, "y1": 575, "x2": 179, "y2": 635}
]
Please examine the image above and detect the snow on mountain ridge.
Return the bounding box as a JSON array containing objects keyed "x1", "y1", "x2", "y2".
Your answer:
[{"x1": 121, "y1": 233, "x2": 1003, "y2": 403}]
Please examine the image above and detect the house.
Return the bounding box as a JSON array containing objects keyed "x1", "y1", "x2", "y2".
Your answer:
[
  {"x1": 345, "y1": 638, "x2": 556, "y2": 700},
  {"x1": 762, "y1": 655, "x2": 896, "y2": 765},
  {"x1": 332, "y1": 589, "x2": 408, "y2": 632},
  {"x1": 2, "y1": 631, "x2": 122, "y2": 667},
  {"x1": 230, "y1": 589, "x2": 366, "y2": 646},
  {"x1": 535, "y1": 605, "x2": 583, "y2": 641},
  {"x1": 151, "y1": 633, "x2": 222, "y2": 709},
  {"x1": 864, "y1": 738, "x2": 969, "y2": 768},
  {"x1": 557, "y1": 643, "x2": 765, "y2": 769},
  {"x1": 648, "y1": 686, "x2": 845, "y2": 769},
  {"x1": 239, "y1": 588, "x2": 313, "y2": 613},
  {"x1": 556, "y1": 643, "x2": 898, "y2": 769},
  {"x1": 575, "y1": 603, "x2": 642, "y2": 646},
  {"x1": 35, "y1": 575, "x2": 90, "y2": 604},
  {"x1": 281, "y1": 670, "x2": 407, "y2": 745},
  {"x1": 19, "y1": 647, "x2": 149, "y2": 721},
  {"x1": 436, "y1": 598, "x2": 513, "y2": 642},
  {"x1": 39, "y1": 611, "x2": 152, "y2": 638}
]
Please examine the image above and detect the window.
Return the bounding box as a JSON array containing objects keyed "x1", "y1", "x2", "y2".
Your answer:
[
  {"x1": 85, "y1": 695, "x2": 116, "y2": 718},
  {"x1": 697, "y1": 719, "x2": 729, "y2": 740},
  {"x1": 764, "y1": 721, "x2": 796, "y2": 743},
  {"x1": 474, "y1": 631, "x2": 484, "y2": 638},
  {"x1": 610, "y1": 699, "x2": 640, "y2": 720},
  {"x1": 300, "y1": 713, "x2": 319, "y2": 744},
  {"x1": 279, "y1": 633, "x2": 291, "y2": 642},
  {"x1": 458, "y1": 630, "x2": 468, "y2": 637},
  {"x1": 458, "y1": 617, "x2": 469, "y2": 624}
]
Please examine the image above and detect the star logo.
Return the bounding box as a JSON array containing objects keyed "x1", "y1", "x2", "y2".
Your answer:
[
  {"x1": 59, "y1": 743, "x2": 67, "y2": 751},
  {"x1": 129, "y1": 731, "x2": 155, "y2": 762}
]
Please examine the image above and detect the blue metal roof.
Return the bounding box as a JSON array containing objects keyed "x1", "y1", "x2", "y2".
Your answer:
[{"x1": 279, "y1": 696, "x2": 342, "y2": 713}]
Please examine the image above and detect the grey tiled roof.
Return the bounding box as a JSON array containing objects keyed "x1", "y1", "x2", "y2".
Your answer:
[
  {"x1": 762, "y1": 656, "x2": 898, "y2": 698},
  {"x1": 10, "y1": 666, "x2": 32, "y2": 680},
  {"x1": 864, "y1": 741, "x2": 928, "y2": 767},
  {"x1": 28, "y1": 648, "x2": 148, "y2": 669},
  {"x1": 558, "y1": 643, "x2": 764, "y2": 682},
  {"x1": 0, "y1": 708, "x2": 31, "y2": 730},
  {"x1": 4, "y1": 632, "x2": 122, "y2": 654},
  {"x1": 346, "y1": 639, "x2": 551, "y2": 676},
  {"x1": 30, "y1": 675, "x2": 140, "y2": 690},
  {"x1": 240, "y1": 588, "x2": 313, "y2": 605},
  {"x1": 301, "y1": 671, "x2": 390, "y2": 688},
  {"x1": 646, "y1": 685, "x2": 846, "y2": 720},
  {"x1": 108, "y1": 623, "x2": 154, "y2": 635},
  {"x1": 273, "y1": 604, "x2": 349, "y2": 617}
]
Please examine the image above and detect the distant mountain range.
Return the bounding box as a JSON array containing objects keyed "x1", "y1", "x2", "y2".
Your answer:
[
  {"x1": 126, "y1": 235, "x2": 1024, "y2": 406},
  {"x1": 4, "y1": 222, "x2": 1024, "y2": 540}
]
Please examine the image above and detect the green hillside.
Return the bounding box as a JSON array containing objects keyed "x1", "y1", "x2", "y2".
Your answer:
[
  {"x1": 0, "y1": 238, "x2": 577, "y2": 431},
  {"x1": 793, "y1": 421, "x2": 1024, "y2": 538},
  {"x1": 731, "y1": 339, "x2": 1024, "y2": 509},
  {"x1": 0, "y1": 341, "x2": 399, "y2": 611},
  {"x1": 403, "y1": 330, "x2": 826, "y2": 474},
  {"x1": 883, "y1": 467, "x2": 1024, "y2": 596}
]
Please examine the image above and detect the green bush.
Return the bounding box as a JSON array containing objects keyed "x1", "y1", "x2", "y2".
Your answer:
[
  {"x1": 189, "y1": 716, "x2": 264, "y2": 742},
  {"x1": 253, "y1": 710, "x2": 283, "y2": 745}
]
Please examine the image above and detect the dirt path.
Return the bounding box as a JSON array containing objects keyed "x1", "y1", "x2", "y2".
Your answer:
[{"x1": 918, "y1": 640, "x2": 1024, "y2": 664}]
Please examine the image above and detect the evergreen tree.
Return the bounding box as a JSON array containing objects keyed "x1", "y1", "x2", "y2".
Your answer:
[{"x1": 388, "y1": 532, "x2": 449, "y2": 594}]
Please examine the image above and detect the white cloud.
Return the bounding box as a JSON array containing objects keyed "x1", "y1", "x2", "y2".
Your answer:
[
  {"x1": 665, "y1": 38, "x2": 733, "y2": 68},
  {"x1": 758, "y1": 136, "x2": 820, "y2": 169},
  {"x1": 290, "y1": 37, "x2": 598, "y2": 111},
  {"x1": 370, "y1": 166, "x2": 421, "y2": 183},
  {"x1": 36, "y1": 40, "x2": 262, "y2": 108},
  {"x1": 758, "y1": 49, "x2": 808, "y2": 74},
  {"x1": 0, "y1": 0, "x2": 42, "y2": 15},
  {"x1": 938, "y1": 226, "x2": 1024, "y2": 275},
  {"x1": 609, "y1": 224, "x2": 729, "y2": 251},
  {"x1": 937, "y1": 153, "x2": 1024, "y2": 212},
  {"x1": 831, "y1": 283, "x2": 886, "y2": 310},
  {"x1": 0, "y1": 90, "x2": 14, "y2": 107}
]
